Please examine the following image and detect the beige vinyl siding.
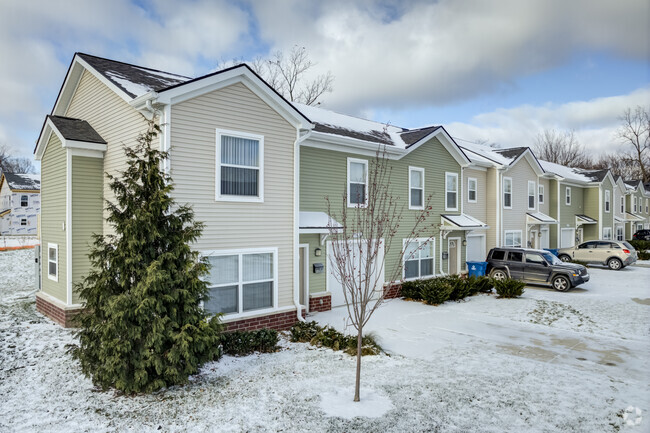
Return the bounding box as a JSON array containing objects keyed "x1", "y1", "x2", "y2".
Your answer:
[
  {"x1": 299, "y1": 234, "x2": 326, "y2": 294},
  {"x1": 300, "y1": 136, "x2": 463, "y2": 280},
  {"x1": 500, "y1": 158, "x2": 537, "y2": 245},
  {"x1": 71, "y1": 156, "x2": 104, "y2": 304},
  {"x1": 485, "y1": 168, "x2": 498, "y2": 249},
  {"x1": 583, "y1": 187, "x2": 600, "y2": 240},
  {"x1": 65, "y1": 70, "x2": 148, "y2": 235},
  {"x1": 170, "y1": 82, "x2": 296, "y2": 309},
  {"x1": 463, "y1": 168, "x2": 486, "y2": 222},
  {"x1": 40, "y1": 134, "x2": 67, "y2": 302}
]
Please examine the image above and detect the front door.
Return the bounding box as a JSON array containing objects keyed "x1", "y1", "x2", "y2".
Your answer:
[
  {"x1": 529, "y1": 230, "x2": 537, "y2": 249},
  {"x1": 448, "y1": 238, "x2": 460, "y2": 274}
]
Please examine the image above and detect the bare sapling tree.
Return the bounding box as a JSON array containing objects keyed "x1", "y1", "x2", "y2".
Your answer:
[
  {"x1": 326, "y1": 145, "x2": 437, "y2": 402},
  {"x1": 617, "y1": 106, "x2": 650, "y2": 183},
  {"x1": 0, "y1": 143, "x2": 34, "y2": 175},
  {"x1": 251, "y1": 45, "x2": 334, "y2": 106},
  {"x1": 533, "y1": 129, "x2": 591, "y2": 167}
]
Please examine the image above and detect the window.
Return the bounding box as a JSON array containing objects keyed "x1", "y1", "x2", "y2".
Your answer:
[
  {"x1": 409, "y1": 167, "x2": 424, "y2": 209},
  {"x1": 621, "y1": 196, "x2": 625, "y2": 213},
  {"x1": 602, "y1": 227, "x2": 612, "y2": 240},
  {"x1": 490, "y1": 250, "x2": 506, "y2": 261},
  {"x1": 467, "y1": 178, "x2": 477, "y2": 203},
  {"x1": 502, "y1": 177, "x2": 512, "y2": 209},
  {"x1": 20, "y1": 195, "x2": 28, "y2": 207},
  {"x1": 528, "y1": 181, "x2": 536, "y2": 209},
  {"x1": 633, "y1": 196, "x2": 637, "y2": 212},
  {"x1": 47, "y1": 243, "x2": 58, "y2": 282},
  {"x1": 504, "y1": 230, "x2": 522, "y2": 247},
  {"x1": 578, "y1": 242, "x2": 597, "y2": 249},
  {"x1": 604, "y1": 190, "x2": 610, "y2": 213},
  {"x1": 646, "y1": 199, "x2": 648, "y2": 214},
  {"x1": 216, "y1": 130, "x2": 263, "y2": 201},
  {"x1": 525, "y1": 253, "x2": 545, "y2": 265},
  {"x1": 616, "y1": 226, "x2": 624, "y2": 241},
  {"x1": 20, "y1": 219, "x2": 27, "y2": 226},
  {"x1": 538, "y1": 185, "x2": 544, "y2": 204},
  {"x1": 508, "y1": 251, "x2": 523, "y2": 262},
  {"x1": 347, "y1": 158, "x2": 368, "y2": 207},
  {"x1": 403, "y1": 239, "x2": 434, "y2": 280},
  {"x1": 204, "y1": 250, "x2": 276, "y2": 315},
  {"x1": 445, "y1": 172, "x2": 458, "y2": 211},
  {"x1": 565, "y1": 187, "x2": 571, "y2": 205}
]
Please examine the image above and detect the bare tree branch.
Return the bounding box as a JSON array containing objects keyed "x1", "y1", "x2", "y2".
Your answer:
[
  {"x1": 617, "y1": 106, "x2": 650, "y2": 182},
  {"x1": 533, "y1": 129, "x2": 591, "y2": 168},
  {"x1": 0, "y1": 143, "x2": 34, "y2": 175}
]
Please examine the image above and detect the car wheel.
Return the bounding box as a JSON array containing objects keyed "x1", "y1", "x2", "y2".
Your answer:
[
  {"x1": 490, "y1": 269, "x2": 507, "y2": 280},
  {"x1": 558, "y1": 254, "x2": 571, "y2": 262},
  {"x1": 552, "y1": 275, "x2": 571, "y2": 292},
  {"x1": 607, "y1": 258, "x2": 623, "y2": 270}
]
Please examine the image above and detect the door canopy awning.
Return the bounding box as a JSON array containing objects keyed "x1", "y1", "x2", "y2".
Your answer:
[
  {"x1": 614, "y1": 216, "x2": 625, "y2": 223},
  {"x1": 526, "y1": 212, "x2": 558, "y2": 225},
  {"x1": 625, "y1": 212, "x2": 644, "y2": 222},
  {"x1": 299, "y1": 211, "x2": 343, "y2": 234},
  {"x1": 441, "y1": 213, "x2": 489, "y2": 230},
  {"x1": 575, "y1": 214, "x2": 597, "y2": 226}
]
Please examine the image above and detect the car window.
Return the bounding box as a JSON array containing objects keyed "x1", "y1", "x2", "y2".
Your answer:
[
  {"x1": 491, "y1": 250, "x2": 506, "y2": 260},
  {"x1": 623, "y1": 241, "x2": 635, "y2": 250},
  {"x1": 508, "y1": 251, "x2": 523, "y2": 262},
  {"x1": 577, "y1": 242, "x2": 596, "y2": 249},
  {"x1": 611, "y1": 243, "x2": 620, "y2": 249},
  {"x1": 542, "y1": 252, "x2": 562, "y2": 265},
  {"x1": 525, "y1": 253, "x2": 545, "y2": 265},
  {"x1": 596, "y1": 241, "x2": 612, "y2": 249}
]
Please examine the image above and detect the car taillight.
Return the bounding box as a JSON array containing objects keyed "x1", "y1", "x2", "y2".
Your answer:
[{"x1": 623, "y1": 249, "x2": 630, "y2": 254}]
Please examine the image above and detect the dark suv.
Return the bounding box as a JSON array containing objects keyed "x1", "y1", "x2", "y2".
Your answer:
[
  {"x1": 486, "y1": 247, "x2": 589, "y2": 291},
  {"x1": 632, "y1": 229, "x2": 650, "y2": 241}
]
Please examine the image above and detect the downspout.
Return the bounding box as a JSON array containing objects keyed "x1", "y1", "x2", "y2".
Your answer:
[
  {"x1": 293, "y1": 129, "x2": 311, "y2": 322},
  {"x1": 439, "y1": 233, "x2": 445, "y2": 276}
]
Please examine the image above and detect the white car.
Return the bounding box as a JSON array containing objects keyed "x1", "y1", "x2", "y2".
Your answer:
[{"x1": 558, "y1": 240, "x2": 637, "y2": 270}]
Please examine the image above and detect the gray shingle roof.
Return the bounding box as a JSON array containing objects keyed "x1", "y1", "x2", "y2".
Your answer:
[
  {"x1": 577, "y1": 169, "x2": 609, "y2": 183},
  {"x1": 312, "y1": 122, "x2": 396, "y2": 146},
  {"x1": 2, "y1": 173, "x2": 40, "y2": 191},
  {"x1": 400, "y1": 126, "x2": 441, "y2": 147},
  {"x1": 493, "y1": 147, "x2": 527, "y2": 160},
  {"x1": 48, "y1": 115, "x2": 106, "y2": 144}
]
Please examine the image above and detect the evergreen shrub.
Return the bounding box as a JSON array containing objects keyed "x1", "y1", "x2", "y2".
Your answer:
[
  {"x1": 628, "y1": 240, "x2": 650, "y2": 251},
  {"x1": 493, "y1": 278, "x2": 526, "y2": 298},
  {"x1": 290, "y1": 321, "x2": 380, "y2": 356},
  {"x1": 220, "y1": 329, "x2": 279, "y2": 356},
  {"x1": 421, "y1": 277, "x2": 454, "y2": 305}
]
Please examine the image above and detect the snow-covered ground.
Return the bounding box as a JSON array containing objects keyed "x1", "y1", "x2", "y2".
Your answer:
[{"x1": 1, "y1": 249, "x2": 648, "y2": 432}]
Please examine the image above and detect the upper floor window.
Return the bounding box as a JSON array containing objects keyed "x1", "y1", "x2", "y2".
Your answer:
[
  {"x1": 604, "y1": 190, "x2": 610, "y2": 213},
  {"x1": 445, "y1": 172, "x2": 458, "y2": 211},
  {"x1": 621, "y1": 196, "x2": 625, "y2": 213},
  {"x1": 216, "y1": 130, "x2": 264, "y2": 202},
  {"x1": 409, "y1": 167, "x2": 424, "y2": 210},
  {"x1": 503, "y1": 177, "x2": 512, "y2": 209},
  {"x1": 646, "y1": 199, "x2": 648, "y2": 214},
  {"x1": 467, "y1": 178, "x2": 477, "y2": 203},
  {"x1": 20, "y1": 195, "x2": 28, "y2": 207},
  {"x1": 527, "y1": 181, "x2": 536, "y2": 210},
  {"x1": 538, "y1": 185, "x2": 544, "y2": 205},
  {"x1": 633, "y1": 196, "x2": 637, "y2": 212},
  {"x1": 347, "y1": 158, "x2": 368, "y2": 207},
  {"x1": 565, "y1": 187, "x2": 571, "y2": 206}
]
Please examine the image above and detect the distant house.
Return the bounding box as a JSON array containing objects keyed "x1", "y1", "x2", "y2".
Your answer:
[{"x1": 0, "y1": 173, "x2": 41, "y2": 236}]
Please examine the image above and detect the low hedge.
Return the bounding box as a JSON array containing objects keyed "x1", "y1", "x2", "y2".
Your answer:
[
  {"x1": 402, "y1": 275, "x2": 494, "y2": 305},
  {"x1": 493, "y1": 278, "x2": 526, "y2": 298},
  {"x1": 220, "y1": 329, "x2": 279, "y2": 356},
  {"x1": 628, "y1": 239, "x2": 650, "y2": 252},
  {"x1": 638, "y1": 251, "x2": 650, "y2": 260},
  {"x1": 290, "y1": 321, "x2": 381, "y2": 356}
]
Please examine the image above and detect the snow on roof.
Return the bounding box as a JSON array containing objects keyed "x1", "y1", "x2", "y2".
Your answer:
[
  {"x1": 299, "y1": 211, "x2": 343, "y2": 234},
  {"x1": 2, "y1": 173, "x2": 40, "y2": 191},
  {"x1": 526, "y1": 212, "x2": 558, "y2": 224},
  {"x1": 576, "y1": 214, "x2": 598, "y2": 223},
  {"x1": 457, "y1": 142, "x2": 513, "y2": 166},
  {"x1": 441, "y1": 213, "x2": 488, "y2": 228},
  {"x1": 539, "y1": 160, "x2": 593, "y2": 183}
]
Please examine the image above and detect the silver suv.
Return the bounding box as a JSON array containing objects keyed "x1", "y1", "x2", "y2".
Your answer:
[{"x1": 558, "y1": 240, "x2": 637, "y2": 270}]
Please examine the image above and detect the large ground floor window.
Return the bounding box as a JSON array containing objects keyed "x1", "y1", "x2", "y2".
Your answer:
[
  {"x1": 504, "y1": 230, "x2": 522, "y2": 247},
  {"x1": 203, "y1": 249, "x2": 277, "y2": 315},
  {"x1": 403, "y1": 238, "x2": 434, "y2": 280}
]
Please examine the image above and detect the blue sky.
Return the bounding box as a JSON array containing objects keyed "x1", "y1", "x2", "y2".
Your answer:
[{"x1": 0, "y1": 0, "x2": 648, "y2": 166}]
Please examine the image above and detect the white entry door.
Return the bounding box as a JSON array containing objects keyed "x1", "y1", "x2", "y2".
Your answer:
[
  {"x1": 560, "y1": 228, "x2": 575, "y2": 248},
  {"x1": 327, "y1": 239, "x2": 385, "y2": 307}
]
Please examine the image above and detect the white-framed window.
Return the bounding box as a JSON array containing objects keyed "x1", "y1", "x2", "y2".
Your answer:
[
  {"x1": 565, "y1": 187, "x2": 572, "y2": 206},
  {"x1": 604, "y1": 190, "x2": 611, "y2": 213},
  {"x1": 621, "y1": 196, "x2": 625, "y2": 213},
  {"x1": 47, "y1": 243, "x2": 58, "y2": 282},
  {"x1": 403, "y1": 238, "x2": 434, "y2": 280},
  {"x1": 633, "y1": 196, "x2": 637, "y2": 212},
  {"x1": 20, "y1": 219, "x2": 27, "y2": 226},
  {"x1": 603, "y1": 227, "x2": 612, "y2": 240},
  {"x1": 646, "y1": 199, "x2": 648, "y2": 214},
  {"x1": 445, "y1": 172, "x2": 458, "y2": 211},
  {"x1": 502, "y1": 177, "x2": 512, "y2": 209},
  {"x1": 504, "y1": 230, "x2": 522, "y2": 247},
  {"x1": 616, "y1": 226, "x2": 624, "y2": 241},
  {"x1": 409, "y1": 167, "x2": 424, "y2": 210},
  {"x1": 216, "y1": 129, "x2": 264, "y2": 202},
  {"x1": 347, "y1": 158, "x2": 368, "y2": 207},
  {"x1": 203, "y1": 249, "x2": 277, "y2": 316},
  {"x1": 20, "y1": 195, "x2": 28, "y2": 207},
  {"x1": 538, "y1": 184, "x2": 544, "y2": 205},
  {"x1": 467, "y1": 178, "x2": 477, "y2": 203},
  {"x1": 527, "y1": 181, "x2": 536, "y2": 210}
]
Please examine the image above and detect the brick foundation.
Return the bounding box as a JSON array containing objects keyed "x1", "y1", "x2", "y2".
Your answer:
[
  {"x1": 36, "y1": 293, "x2": 82, "y2": 328},
  {"x1": 224, "y1": 309, "x2": 306, "y2": 332},
  {"x1": 383, "y1": 283, "x2": 402, "y2": 300},
  {"x1": 308, "y1": 293, "x2": 332, "y2": 312}
]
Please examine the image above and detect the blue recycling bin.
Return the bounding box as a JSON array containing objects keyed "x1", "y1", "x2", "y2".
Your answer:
[
  {"x1": 544, "y1": 248, "x2": 559, "y2": 257},
  {"x1": 466, "y1": 261, "x2": 487, "y2": 277}
]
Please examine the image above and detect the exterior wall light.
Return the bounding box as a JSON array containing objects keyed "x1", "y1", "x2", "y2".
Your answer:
[{"x1": 315, "y1": 247, "x2": 322, "y2": 257}]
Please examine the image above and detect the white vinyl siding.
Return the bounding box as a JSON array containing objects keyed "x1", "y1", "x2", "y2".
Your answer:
[
  {"x1": 409, "y1": 167, "x2": 424, "y2": 210},
  {"x1": 445, "y1": 172, "x2": 458, "y2": 211},
  {"x1": 403, "y1": 239, "x2": 434, "y2": 280},
  {"x1": 347, "y1": 158, "x2": 368, "y2": 207},
  {"x1": 604, "y1": 190, "x2": 610, "y2": 213},
  {"x1": 503, "y1": 177, "x2": 512, "y2": 209},
  {"x1": 47, "y1": 243, "x2": 58, "y2": 282},
  {"x1": 528, "y1": 181, "x2": 536, "y2": 210},
  {"x1": 566, "y1": 187, "x2": 572, "y2": 205},
  {"x1": 216, "y1": 129, "x2": 264, "y2": 202},
  {"x1": 467, "y1": 177, "x2": 477, "y2": 203},
  {"x1": 504, "y1": 230, "x2": 522, "y2": 247}
]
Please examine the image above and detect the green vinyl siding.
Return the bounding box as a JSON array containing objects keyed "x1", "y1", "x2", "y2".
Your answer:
[
  {"x1": 549, "y1": 180, "x2": 559, "y2": 248},
  {"x1": 300, "y1": 136, "x2": 463, "y2": 282},
  {"x1": 71, "y1": 156, "x2": 104, "y2": 304},
  {"x1": 583, "y1": 187, "x2": 600, "y2": 240},
  {"x1": 299, "y1": 234, "x2": 326, "y2": 295},
  {"x1": 600, "y1": 177, "x2": 614, "y2": 239},
  {"x1": 40, "y1": 134, "x2": 67, "y2": 302}
]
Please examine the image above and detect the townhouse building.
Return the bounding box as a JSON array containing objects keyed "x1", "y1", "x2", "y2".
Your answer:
[{"x1": 0, "y1": 173, "x2": 40, "y2": 236}]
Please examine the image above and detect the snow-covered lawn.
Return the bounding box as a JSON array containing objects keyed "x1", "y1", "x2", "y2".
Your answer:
[{"x1": 1, "y1": 249, "x2": 648, "y2": 432}]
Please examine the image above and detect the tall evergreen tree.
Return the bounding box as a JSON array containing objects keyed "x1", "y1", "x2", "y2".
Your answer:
[{"x1": 72, "y1": 121, "x2": 222, "y2": 393}]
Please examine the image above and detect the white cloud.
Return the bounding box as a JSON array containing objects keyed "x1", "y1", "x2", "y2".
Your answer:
[{"x1": 446, "y1": 87, "x2": 650, "y2": 155}]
